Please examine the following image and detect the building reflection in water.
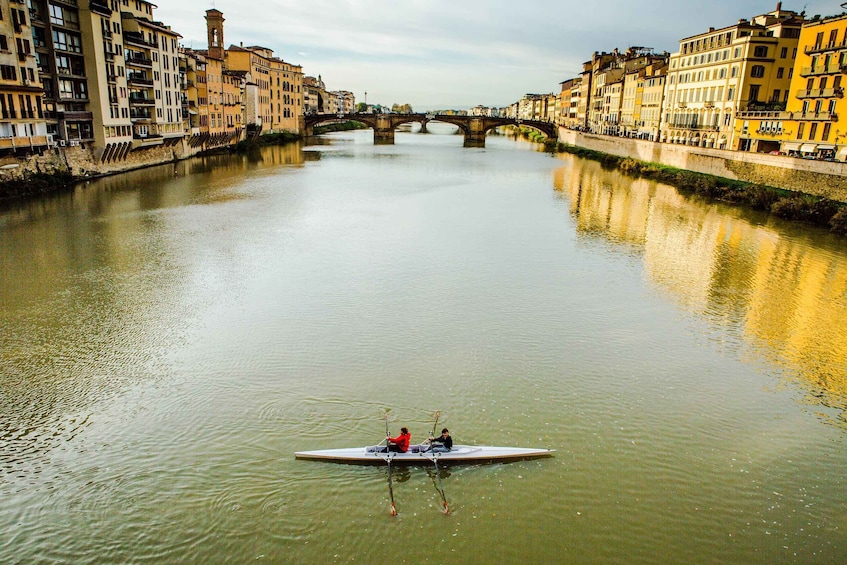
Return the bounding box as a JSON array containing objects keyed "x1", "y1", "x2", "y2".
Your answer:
[{"x1": 554, "y1": 158, "x2": 847, "y2": 426}]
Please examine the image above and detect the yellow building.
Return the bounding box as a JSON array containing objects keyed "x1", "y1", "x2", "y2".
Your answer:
[
  {"x1": 269, "y1": 57, "x2": 303, "y2": 133},
  {"x1": 225, "y1": 44, "x2": 273, "y2": 133},
  {"x1": 775, "y1": 13, "x2": 847, "y2": 161},
  {"x1": 639, "y1": 62, "x2": 668, "y2": 141},
  {"x1": 664, "y1": 4, "x2": 803, "y2": 150},
  {"x1": 0, "y1": 0, "x2": 49, "y2": 156},
  {"x1": 180, "y1": 49, "x2": 207, "y2": 142}
]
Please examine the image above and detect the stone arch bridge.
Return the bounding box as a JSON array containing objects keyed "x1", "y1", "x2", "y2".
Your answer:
[{"x1": 302, "y1": 113, "x2": 558, "y2": 148}]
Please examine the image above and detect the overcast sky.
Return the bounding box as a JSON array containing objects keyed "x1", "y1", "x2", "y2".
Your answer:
[{"x1": 156, "y1": 0, "x2": 843, "y2": 110}]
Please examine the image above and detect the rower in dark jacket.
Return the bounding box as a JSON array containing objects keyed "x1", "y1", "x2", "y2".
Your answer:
[{"x1": 428, "y1": 428, "x2": 452, "y2": 452}]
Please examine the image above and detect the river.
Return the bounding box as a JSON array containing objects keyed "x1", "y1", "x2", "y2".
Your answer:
[{"x1": 1, "y1": 125, "x2": 846, "y2": 563}]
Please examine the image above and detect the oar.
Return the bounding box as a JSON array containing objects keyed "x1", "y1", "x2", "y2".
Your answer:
[
  {"x1": 429, "y1": 411, "x2": 441, "y2": 444},
  {"x1": 429, "y1": 455, "x2": 449, "y2": 515},
  {"x1": 384, "y1": 412, "x2": 397, "y2": 516}
]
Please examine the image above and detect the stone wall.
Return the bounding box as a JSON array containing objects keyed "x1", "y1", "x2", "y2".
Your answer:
[
  {"x1": 0, "y1": 140, "x2": 210, "y2": 184},
  {"x1": 558, "y1": 129, "x2": 847, "y2": 203}
]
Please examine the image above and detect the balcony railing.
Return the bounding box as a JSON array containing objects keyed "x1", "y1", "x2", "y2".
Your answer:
[
  {"x1": 127, "y1": 74, "x2": 154, "y2": 87},
  {"x1": 129, "y1": 94, "x2": 155, "y2": 106},
  {"x1": 794, "y1": 111, "x2": 838, "y2": 121},
  {"x1": 130, "y1": 110, "x2": 152, "y2": 121},
  {"x1": 90, "y1": 1, "x2": 112, "y2": 16},
  {"x1": 123, "y1": 32, "x2": 155, "y2": 48},
  {"x1": 126, "y1": 54, "x2": 153, "y2": 67},
  {"x1": 804, "y1": 40, "x2": 847, "y2": 55},
  {"x1": 736, "y1": 110, "x2": 791, "y2": 119},
  {"x1": 735, "y1": 110, "x2": 838, "y2": 122},
  {"x1": 58, "y1": 111, "x2": 93, "y2": 121},
  {"x1": 800, "y1": 63, "x2": 844, "y2": 76},
  {"x1": 796, "y1": 87, "x2": 844, "y2": 99}
]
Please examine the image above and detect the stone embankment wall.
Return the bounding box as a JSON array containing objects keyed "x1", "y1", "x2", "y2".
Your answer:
[
  {"x1": 0, "y1": 141, "x2": 208, "y2": 184},
  {"x1": 558, "y1": 129, "x2": 847, "y2": 203}
]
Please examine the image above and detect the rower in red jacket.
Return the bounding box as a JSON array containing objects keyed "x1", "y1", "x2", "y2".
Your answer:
[{"x1": 387, "y1": 427, "x2": 411, "y2": 453}]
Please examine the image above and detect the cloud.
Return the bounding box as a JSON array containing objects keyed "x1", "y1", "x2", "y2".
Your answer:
[{"x1": 157, "y1": 0, "x2": 844, "y2": 108}]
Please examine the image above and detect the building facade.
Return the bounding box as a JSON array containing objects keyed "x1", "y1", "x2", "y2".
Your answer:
[
  {"x1": 663, "y1": 3, "x2": 803, "y2": 150},
  {"x1": 762, "y1": 13, "x2": 847, "y2": 160},
  {"x1": 0, "y1": 0, "x2": 49, "y2": 155}
]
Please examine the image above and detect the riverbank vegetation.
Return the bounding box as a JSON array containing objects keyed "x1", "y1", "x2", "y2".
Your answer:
[
  {"x1": 313, "y1": 121, "x2": 369, "y2": 135},
  {"x1": 233, "y1": 131, "x2": 301, "y2": 153},
  {"x1": 545, "y1": 140, "x2": 847, "y2": 236}
]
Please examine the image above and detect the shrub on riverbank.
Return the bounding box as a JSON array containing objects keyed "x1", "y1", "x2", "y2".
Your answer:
[
  {"x1": 313, "y1": 121, "x2": 368, "y2": 134},
  {"x1": 554, "y1": 142, "x2": 847, "y2": 234},
  {"x1": 233, "y1": 131, "x2": 301, "y2": 153},
  {"x1": 0, "y1": 171, "x2": 77, "y2": 202}
]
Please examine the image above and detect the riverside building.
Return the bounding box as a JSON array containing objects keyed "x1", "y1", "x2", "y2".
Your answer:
[
  {"x1": 0, "y1": 0, "x2": 49, "y2": 155},
  {"x1": 773, "y1": 12, "x2": 847, "y2": 161},
  {"x1": 662, "y1": 2, "x2": 804, "y2": 150}
]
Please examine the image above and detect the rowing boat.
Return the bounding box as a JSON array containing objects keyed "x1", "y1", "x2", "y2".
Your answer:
[{"x1": 294, "y1": 444, "x2": 554, "y2": 465}]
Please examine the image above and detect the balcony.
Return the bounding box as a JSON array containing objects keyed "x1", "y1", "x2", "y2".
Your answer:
[
  {"x1": 754, "y1": 128, "x2": 783, "y2": 137},
  {"x1": 800, "y1": 63, "x2": 844, "y2": 77},
  {"x1": 804, "y1": 40, "x2": 847, "y2": 55},
  {"x1": 90, "y1": 1, "x2": 112, "y2": 16},
  {"x1": 736, "y1": 110, "x2": 791, "y2": 120},
  {"x1": 129, "y1": 94, "x2": 155, "y2": 106},
  {"x1": 58, "y1": 111, "x2": 93, "y2": 122},
  {"x1": 796, "y1": 88, "x2": 844, "y2": 99},
  {"x1": 794, "y1": 111, "x2": 838, "y2": 121},
  {"x1": 126, "y1": 54, "x2": 153, "y2": 68},
  {"x1": 130, "y1": 110, "x2": 152, "y2": 121},
  {"x1": 127, "y1": 74, "x2": 154, "y2": 87},
  {"x1": 0, "y1": 135, "x2": 50, "y2": 149},
  {"x1": 123, "y1": 32, "x2": 155, "y2": 49}
]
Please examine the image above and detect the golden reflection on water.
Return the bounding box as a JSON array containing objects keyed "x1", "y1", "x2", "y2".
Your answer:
[
  {"x1": 554, "y1": 159, "x2": 847, "y2": 424},
  {"x1": 0, "y1": 143, "x2": 309, "y2": 466}
]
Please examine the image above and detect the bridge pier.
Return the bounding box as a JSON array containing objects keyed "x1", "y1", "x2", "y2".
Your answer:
[
  {"x1": 420, "y1": 119, "x2": 428, "y2": 134},
  {"x1": 374, "y1": 115, "x2": 395, "y2": 145},
  {"x1": 463, "y1": 118, "x2": 487, "y2": 148}
]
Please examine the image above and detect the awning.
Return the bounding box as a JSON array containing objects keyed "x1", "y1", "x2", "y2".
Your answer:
[
  {"x1": 837, "y1": 146, "x2": 847, "y2": 161},
  {"x1": 817, "y1": 144, "x2": 835, "y2": 150},
  {"x1": 782, "y1": 142, "x2": 801, "y2": 152},
  {"x1": 800, "y1": 143, "x2": 818, "y2": 153}
]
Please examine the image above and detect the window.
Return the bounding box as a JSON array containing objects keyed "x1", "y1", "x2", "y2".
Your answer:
[
  {"x1": 780, "y1": 47, "x2": 788, "y2": 58},
  {"x1": 751, "y1": 65, "x2": 765, "y2": 78},
  {"x1": 776, "y1": 67, "x2": 784, "y2": 79},
  {"x1": 796, "y1": 122, "x2": 805, "y2": 139},
  {"x1": 749, "y1": 85, "x2": 761, "y2": 102},
  {"x1": 753, "y1": 46, "x2": 768, "y2": 57},
  {"x1": 822, "y1": 123, "x2": 831, "y2": 141}
]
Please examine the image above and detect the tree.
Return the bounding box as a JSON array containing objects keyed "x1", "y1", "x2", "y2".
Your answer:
[
  {"x1": 391, "y1": 103, "x2": 414, "y2": 114},
  {"x1": 356, "y1": 102, "x2": 368, "y2": 113}
]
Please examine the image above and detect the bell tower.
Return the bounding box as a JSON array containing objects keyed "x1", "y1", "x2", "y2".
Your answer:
[{"x1": 205, "y1": 9, "x2": 225, "y2": 61}]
